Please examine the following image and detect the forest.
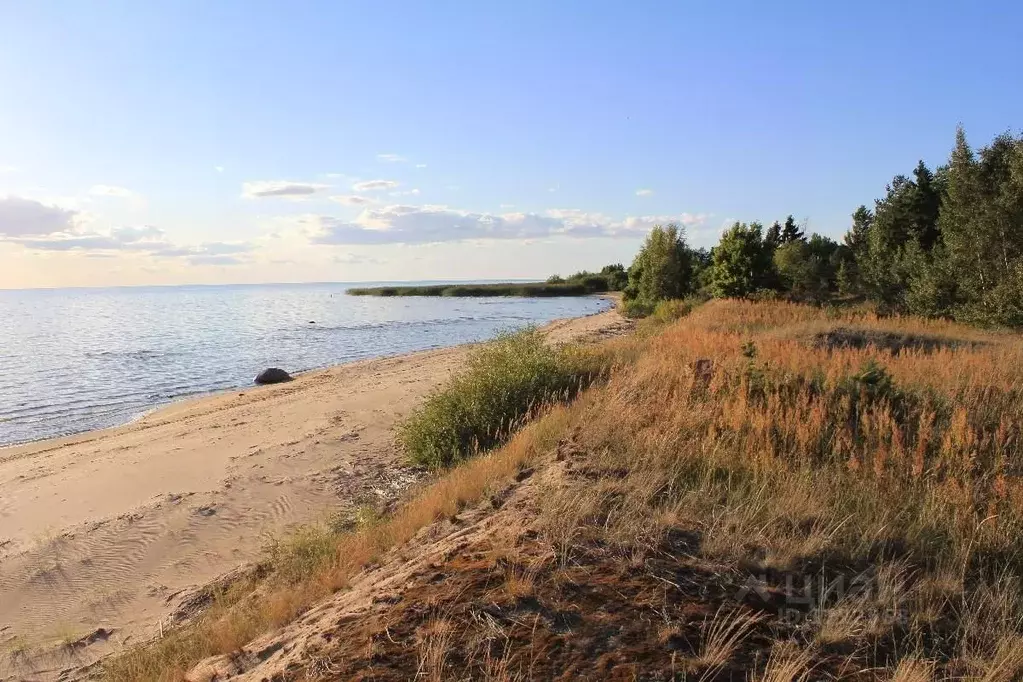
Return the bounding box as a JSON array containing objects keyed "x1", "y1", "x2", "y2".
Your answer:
[{"x1": 623, "y1": 127, "x2": 1023, "y2": 327}]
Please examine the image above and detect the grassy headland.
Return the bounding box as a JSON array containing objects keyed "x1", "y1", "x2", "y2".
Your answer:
[
  {"x1": 347, "y1": 265, "x2": 629, "y2": 297},
  {"x1": 346, "y1": 281, "x2": 602, "y2": 297},
  {"x1": 104, "y1": 297, "x2": 1023, "y2": 681}
]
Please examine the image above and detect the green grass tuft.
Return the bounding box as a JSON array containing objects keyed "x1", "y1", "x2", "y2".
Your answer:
[{"x1": 398, "y1": 328, "x2": 606, "y2": 468}]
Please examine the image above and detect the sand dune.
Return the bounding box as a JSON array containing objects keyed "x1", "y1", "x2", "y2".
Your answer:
[{"x1": 0, "y1": 305, "x2": 628, "y2": 680}]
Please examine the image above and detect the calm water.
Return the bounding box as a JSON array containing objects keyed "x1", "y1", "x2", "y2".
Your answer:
[{"x1": 0, "y1": 283, "x2": 609, "y2": 447}]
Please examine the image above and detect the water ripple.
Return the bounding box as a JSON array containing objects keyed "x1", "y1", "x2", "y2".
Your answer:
[{"x1": 0, "y1": 284, "x2": 609, "y2": 446}]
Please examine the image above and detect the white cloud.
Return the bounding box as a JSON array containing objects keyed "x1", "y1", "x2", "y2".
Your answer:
[
  {"x1": 351, "y1": 179, "x2": 399, "y2": 192},
  {"x1": 301, "y1": 204, "x2": 710, "y2": 246},
  {"x1": 0, "y1": 196, "x2": 79, "y2": 237},
  {"x1": 332, "y1": 252, "x2": 383, "y2": 265},
  {"x1": 415, "y1": 163, "x2": 427, "y2": 169},
  {"x1": 329, "y1": 195, "x2": 376, "y2": 206},
  {"x1": 0, "y1": 165, "x2": 17, "y2": 174},
  {"x1": 0, "y1": 196, "x2": 254, "y2": 266},
  {"x1": 215, "y1": 166, "x2": 225, "y2": 173},
  {"x1": 242, "y1": 180, "x2": 327, "y2": 199},
  {"x1": 12, "y1": 225, "x2": 171, "y2": 252},
  {"x1": 15, "y1": 233, "x2": 254, "y2": 265},
  {"x1": 376, "y1": 153, "x2": 406, "y2": 163},
  {"x1": 188, "y1": 254, "x2": 245, "y2": 266},
  {"x1": 90, "y1": 185, "x2": 137, "y2": 199},
  {"x1": 635, "y1": 188, "x2": 654, "y2": 197}
]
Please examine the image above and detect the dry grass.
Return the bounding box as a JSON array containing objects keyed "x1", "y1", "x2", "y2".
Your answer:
[
  {"x1": 528, "y1": 298, "x2": 1023, "y2": 679},
  {"x1": 754, "y1": 642, "x2": 817, "y2": 682},
  {"x1": 888, "y1": 656, "x2": 936, "y2": 682},
  {"x1": 416, "y1": 618, "x2": 455, "y2": 682},
  {"x1": 102, "y1": 407, "x2": 571, "y2": 682},
  {"x1": 690, "y1": 607, "x2": 763, "y2": 675},
  {"x1": 105, "y1": 298, "x2": 1023, "y2": 680}
]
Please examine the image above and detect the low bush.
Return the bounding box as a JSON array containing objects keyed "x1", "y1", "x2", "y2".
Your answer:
[
  {"x1": 620, "y1": 298, "x2": 656, "y2": 318},
  {"x1": 650, "y1": 298, "x2": 699, "y2": 324},
  {"x1": 398, "y1": 329, "x2": 607, "y2": 468}
]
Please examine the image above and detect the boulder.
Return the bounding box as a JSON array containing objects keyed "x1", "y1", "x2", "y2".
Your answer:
[{"x1": 254, "y1": 367, "x2": 292, "y2": 385}]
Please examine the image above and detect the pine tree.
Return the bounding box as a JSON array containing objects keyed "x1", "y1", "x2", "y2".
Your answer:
[
  {"x1": 911, "y1": 160, "x2": 942, "y2": 250},
  {"x1": 780, "y1": 215, "x2": 805, "y2": 243},
  {"x1": 765, "y1": 221, "x2": 782, "y2": 251}
]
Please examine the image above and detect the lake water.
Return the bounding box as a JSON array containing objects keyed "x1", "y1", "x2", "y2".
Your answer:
[{"x1": 0, "y1": 283, "x2": 610, "y2": 447}]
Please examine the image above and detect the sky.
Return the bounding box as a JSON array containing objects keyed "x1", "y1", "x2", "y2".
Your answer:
[{"x1": 1, "y1": 1, "x2": 1021, "y2": 289}]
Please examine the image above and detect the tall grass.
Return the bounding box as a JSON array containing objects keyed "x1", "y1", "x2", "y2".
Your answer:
[
  {"x1": 531, "y1": 298, "x2": 1023, "y2": 677},
  {"x1": 105, "y1": 298, "x2": 1023, "y2": 679},
  {"x1": 398, "y1": 328, "x2": 608, "y2": 468}
]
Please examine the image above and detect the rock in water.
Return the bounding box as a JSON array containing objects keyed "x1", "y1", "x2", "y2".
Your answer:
[{"x1": 255, "y1": 367, "x2": 292, "y2": 385}]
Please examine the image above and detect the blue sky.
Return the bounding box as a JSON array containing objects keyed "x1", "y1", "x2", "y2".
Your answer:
[{"x1": 1, "y1": 1, "x2": 1021, "y2": 288}]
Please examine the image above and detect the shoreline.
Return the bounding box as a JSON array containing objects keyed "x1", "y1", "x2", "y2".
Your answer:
[
  {"x1": 0, "y1": 295, "x2": 616, "y2": 455},
  {"x1": 0, "y1": 302, "x2": 629, "y2": 680}
]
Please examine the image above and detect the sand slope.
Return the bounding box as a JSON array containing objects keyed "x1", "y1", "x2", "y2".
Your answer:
[{"x1": 0, "y1": 305, "x2": 629, "y2": 679}]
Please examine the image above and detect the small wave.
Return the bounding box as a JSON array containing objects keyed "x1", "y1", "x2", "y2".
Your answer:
[
  {"x1": 298, "y1": 317, "x2": 486, "y2": 333},
  {"x1": 84, "y1": 349, "x2": 184, "y2": 361}
]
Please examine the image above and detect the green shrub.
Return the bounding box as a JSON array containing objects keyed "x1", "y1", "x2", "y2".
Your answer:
[
  {"x1": 620, "y1": 298, "x2": 656, "y2": 318},
  {"x1": 650, "y1": 298, "x2": 697, "y2": 324},
  {"x1": 399, "y1": 329, "x2": 605, "y2": 468}
]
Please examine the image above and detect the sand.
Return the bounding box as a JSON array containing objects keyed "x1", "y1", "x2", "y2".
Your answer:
[{"x1": 0, "y1": 304, "x2": 629, "y2": 679}]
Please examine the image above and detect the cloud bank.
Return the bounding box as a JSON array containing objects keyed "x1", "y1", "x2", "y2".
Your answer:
[
  {"x1": 329, "y1": 195, "x2": 376, "y2": 206},
  {"x1": 302, "y1": 204, "x2": 710, "y2": 246},
  {"x1": 351, "y1": 179, "x2": 399, "y2": 192},
  {"x1": 0, "y1": 196, "x2": 79, "y2": 237},
  {"x1": 242, "y1": 181, "x2": 326, "y2": 198},
  {"x1": 89, "y1": 185, "x2": 137, "y2": 199},
  {"x1": 1, "y1": 196, "x2": 251, "y2": 266}
]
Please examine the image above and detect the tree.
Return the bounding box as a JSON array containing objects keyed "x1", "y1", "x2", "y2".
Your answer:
[
  {"x1": 600, "y1": 263, "x2": 628, "y2": 291},
  {"x1": 845, "y1": 206, "x2": 873, "y2": 257},
  {"x1": 773, "y1": 241, "x2": 816, "y2": 299},
  {"x1": 780, "y1": 215, "x2": 805, "y2": 243},
  {"x1": 938, "y1": 127, "x2": 1023, "y2": 325},
  {"x1": 625, "y1": 224, "x2": 694, "y2": 304},
  {"x1": 839, "y1": 206, "x2": 874, "y2": 295},
  {"x1": 710, "y1": 222, "x2": 774, "y2": 298},
  {"x1": 911, "y1": 160, "x2": 942, "y2": 250},
  {"x1": 773, "y1": 234, "x2": 841, "y2": 301},
  {"x1": 845, "y1": 126, "x2": 1023, "y2": 326},
  {"x1": 765, "y1": 221, "x2": 782, "y2": 251}
]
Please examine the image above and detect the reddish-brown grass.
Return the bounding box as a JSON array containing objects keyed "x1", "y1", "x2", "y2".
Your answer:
[{"x1": 104, "y1": 299, "x2": 1023, "y2": 680}]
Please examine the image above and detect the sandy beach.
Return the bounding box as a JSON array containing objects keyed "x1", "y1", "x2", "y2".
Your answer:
[{"x1": 0, "y1": 304, "x2": 629, "y2": 679}]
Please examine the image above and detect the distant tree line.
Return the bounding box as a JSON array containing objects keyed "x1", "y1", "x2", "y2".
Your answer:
[
  {"x1": 619, "y1": 127, "x2": 1023, "y2": 326},
  {"x1": 546, "y1": 264, "x2": 628, "y2": 292}
]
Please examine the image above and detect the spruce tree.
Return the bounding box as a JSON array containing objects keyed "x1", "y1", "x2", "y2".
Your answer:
[{"x1": 780, "y1": 215, "x2": 805, "y2": 243}]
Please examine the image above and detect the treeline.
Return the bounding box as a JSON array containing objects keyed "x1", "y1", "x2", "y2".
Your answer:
[
  {"x1": 546, "y1": 264, "x2": 628, "y2": 292},
  {"x1": 347, "y1": 281, "x2": 606, "y2": 297},
  {"x1": 624, "y1": 127, "x2": 1023, "y2": 327},
  {"x1": 347, "y1": 266, "x2": 630, "y2": 298},
  {"x1": 621, "y1": 216, "x2": 842, "y2": 316}
]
